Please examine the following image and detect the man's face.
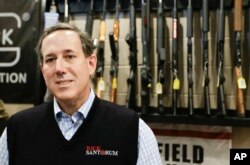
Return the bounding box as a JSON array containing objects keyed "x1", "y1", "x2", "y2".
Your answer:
[{"x1": 40, "y1": 30, "x2": 96, "y2": 103}]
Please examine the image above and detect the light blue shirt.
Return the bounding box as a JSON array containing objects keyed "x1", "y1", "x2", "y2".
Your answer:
[{"x1": 0, "y1": 89, "x2": 162, "y2": 165}]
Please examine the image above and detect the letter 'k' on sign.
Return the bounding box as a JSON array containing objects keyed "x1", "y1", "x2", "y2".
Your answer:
[{"x1": 0, "y1": 13, "x2": 21, "y2": 67}]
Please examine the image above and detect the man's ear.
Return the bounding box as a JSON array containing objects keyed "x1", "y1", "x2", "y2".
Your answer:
[
  {"x1": 40, "y1": 63, "x2": 44, "y2": 76},
  {"x1": 88, "y1": 54, "x2": 97, "y2": 76}
]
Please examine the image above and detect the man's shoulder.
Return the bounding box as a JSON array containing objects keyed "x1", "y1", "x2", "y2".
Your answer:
[
  {"x1": 8, "y1": 102, "x2": 53, "y2": 123},
  {"x1": 96, "y1": 98, "x2": 138, "y2": 117}
]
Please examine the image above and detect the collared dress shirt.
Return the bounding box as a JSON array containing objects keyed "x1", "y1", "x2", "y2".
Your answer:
[{"x1": 0, "y1": 89, "x2": 162, "y2": 165}]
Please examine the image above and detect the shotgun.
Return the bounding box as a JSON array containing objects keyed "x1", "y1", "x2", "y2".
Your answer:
[
  {"x1": 125, "y1": 0, "x2": 138, "y2": 110},
  {"x1": 201, "y1": 0, "x2": 211, "y2": 115},
  {"x1": 109, "y1": 0, "x2": 120, "y2": 103},
  {"x1": 216, "y1": 0, "x2": 226, "y2": 116},
  {"x1": 96, "y1": 0, "x2": 106, "y2": 98},
  {"x1": 156, "y1": 0, "x2": 166, "y2": 114},
  {"x1": 172, "y1": 0, "x2": 180, "y2": 115},
  {"x1": 141, "y1": 0, "x2": 152, "y2": 114},
  {"x1": 187, "y1": 0, "x2": 193, "y2": 116},
  {"x1": 234, "y1": 0, "x2": 246, "y2": 117}
]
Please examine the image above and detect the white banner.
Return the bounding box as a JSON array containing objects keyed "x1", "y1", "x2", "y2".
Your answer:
[{"x1": 149, "y1": 123, "x2": 232, "y2": 165}]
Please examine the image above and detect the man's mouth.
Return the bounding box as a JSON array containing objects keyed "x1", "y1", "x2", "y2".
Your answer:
[{"x1": 56, "y1": 80, "x2": 73, "y2": 85}]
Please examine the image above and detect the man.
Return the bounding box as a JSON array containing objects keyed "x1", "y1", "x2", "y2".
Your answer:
[{"x1": 0, "y1": 23, "x2": 162, "y2": 165}]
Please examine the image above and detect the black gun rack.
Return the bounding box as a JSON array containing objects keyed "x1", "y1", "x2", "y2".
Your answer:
[
  {"x1": 137, "y1": 107, "x2": 250, "y2": 127},
  {"x1": 49, "y1": 0, "x2": 250, "y2": 14},
  {"x1": 46, "y1": 0, "x2": 250, "y2": 128}
]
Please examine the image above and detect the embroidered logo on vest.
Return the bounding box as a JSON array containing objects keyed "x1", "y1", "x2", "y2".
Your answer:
[{"x1": 85, "y1": 145, "x2": 119, "y2": 156}]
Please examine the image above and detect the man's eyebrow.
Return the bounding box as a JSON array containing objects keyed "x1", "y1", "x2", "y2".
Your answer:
[
  {"x1": 64, "y1": 49, "x2": 75, "y2": 54},
  {"x1": 44, "y1": 54, "x2": 56, "y2": 58}
]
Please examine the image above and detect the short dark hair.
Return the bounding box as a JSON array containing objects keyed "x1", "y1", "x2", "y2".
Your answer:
[{"x1": 36, "y1": 23, "x2": 94, "y2": 63}]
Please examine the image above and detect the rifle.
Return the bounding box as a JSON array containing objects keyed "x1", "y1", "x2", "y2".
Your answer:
[
  {"x1": 141, "y1": 0, "x2": 152, "y2": 114},
  {"x1": 64, "y1": 0, "x2": 69, "y2": 23},
  {"x1": 201, "y1": 0, "x2": 211, "y2": 116},
  {"x1": 156, "y1": 0, "x2": 166, "y2": 114},
  {"x1": 172, "y1": 0, "x2": 180, "y2": 115},
  {"x1": 187, "y1": 0, "x2": 193, "y2": 116},
  {"x1": 85, "y1": 0, "x2": 94, "y2": 36},
  {"x1": 234, "y1": 0, "x2": 246, "y2": 117},
  {"x1": 109, "y1": 0, "x2": 120, "y2": 103},
  {"x1": 216, "y1": 0, "x2": 226, "y2": 116},
  {"x1": 125, "y1": 0, "x2": 137, "y2": 109},
  {"x1": 96, "y1": 0, "x2": 106, "y2": 98}
]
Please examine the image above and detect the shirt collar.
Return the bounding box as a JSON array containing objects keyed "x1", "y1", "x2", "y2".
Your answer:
[{"x1": 54, "y1": 87, "x2": 95, "y2": 121}]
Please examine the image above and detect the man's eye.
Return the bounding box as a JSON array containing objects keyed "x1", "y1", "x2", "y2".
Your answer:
[
  {"x1": 66, "y1": 55, "x2": 75, "y2": 59},
  {"x1": 45, "y1": 58, "x2": 55, "y2": 63}
]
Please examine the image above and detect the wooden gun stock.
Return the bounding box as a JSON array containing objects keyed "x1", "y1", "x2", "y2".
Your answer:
[
  {"x1": 110, "y1": 77, "x2": 117, "y2": 103},
  {"x1": 234, "y1": 0, "x2": 242, "y2": 31},
  {"x1": 235, "y1": 67, "x2": 245, "y2": 117},
  {"x1": 113, "y1": 19, "x2": 119, "y2": 41},
  {"x1": 99, "y1": 21, "x2": 106, "y2": 42}
]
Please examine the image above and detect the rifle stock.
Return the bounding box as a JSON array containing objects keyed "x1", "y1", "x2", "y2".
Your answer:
[
  {"x1": 235, "y1": 67, "x2": 245, "y2": 117},
  {"x1": 234, "y1": 0, "x2": 246, "y2": 117},
  {"x1": 113, "y1": 20, "x2": 119, "y2": 41},
  {"x1": 99, "y1": 22, "x2": 106, "y2": 42},
  {"x1": 113, "y1": 0, "x2": 120, "y2": 41}
]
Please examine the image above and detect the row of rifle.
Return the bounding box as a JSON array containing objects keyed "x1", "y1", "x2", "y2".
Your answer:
[
  {"x1": 70, "y1": 0, "x2": 248, "y2": 117},
  {"x1": 61, "y1": 0, "x2": 120, "y2": 103}
]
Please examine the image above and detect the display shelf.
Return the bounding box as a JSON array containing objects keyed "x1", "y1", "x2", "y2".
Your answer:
[
  {"x1": 139, "y1": 107, "x2": 250, "y2": 127},
  {"x1": 53, "y1": 0, "x2": 246, "y2": 14}
]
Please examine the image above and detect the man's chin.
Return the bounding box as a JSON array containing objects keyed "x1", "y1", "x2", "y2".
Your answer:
[{"x1": 54, "y1": 94, "x2": 74, "y2": 102}]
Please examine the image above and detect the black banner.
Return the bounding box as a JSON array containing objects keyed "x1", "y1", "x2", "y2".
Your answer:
[
  {"x1": 230, "y1": 149, "x2": 250, "y2": 165},
  {"x1": 0, "y1": 0, "x2": 46, "y2": 104}
]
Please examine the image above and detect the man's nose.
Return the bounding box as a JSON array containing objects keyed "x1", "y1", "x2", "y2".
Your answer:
[{"x1": 55, "y1": 59, "x2": 65, "y2": 74}]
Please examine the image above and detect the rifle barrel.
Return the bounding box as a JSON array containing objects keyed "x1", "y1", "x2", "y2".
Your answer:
[
  {"x1": 85, "y1": 0, "x2": 94, "y2": 36},
  {"x1": 141, "y1": 0, "x2": 152, "y2": 114},
  {"x1": 187, "y1": 0, "x2": 193, "y2": 115}
]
